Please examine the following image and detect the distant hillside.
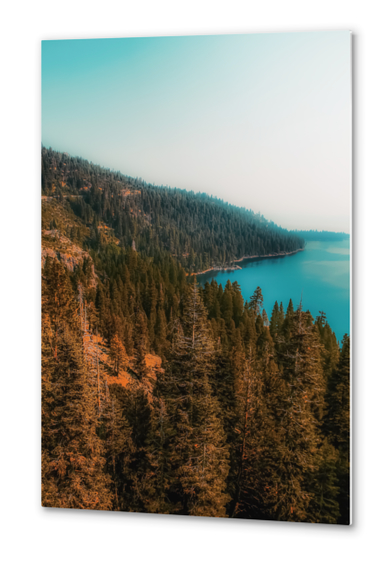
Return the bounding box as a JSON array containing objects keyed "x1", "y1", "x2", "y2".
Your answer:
[
  {"x1": 42, "y1": 147, "x2": 304, "y2": 271},
  {"x1": 291, "y1": 229, "x2": 350, "y2": 242}
]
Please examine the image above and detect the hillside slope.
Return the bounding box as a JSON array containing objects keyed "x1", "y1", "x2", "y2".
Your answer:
[{"x1": 41, "y1": 147, "x2": 304, "y2": 272}]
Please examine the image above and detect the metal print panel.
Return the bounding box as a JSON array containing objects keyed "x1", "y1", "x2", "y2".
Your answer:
[{"x1": 41, "y1": 31, "x2": 351, "y2": 524}]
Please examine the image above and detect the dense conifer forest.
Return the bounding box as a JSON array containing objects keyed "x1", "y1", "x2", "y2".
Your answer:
[
  {"x1": 41, "y1": 147, "x2": 350, "y2": 523},
  {"x1": 42, "y1": 147, "x2": 304, "y2": 271}
]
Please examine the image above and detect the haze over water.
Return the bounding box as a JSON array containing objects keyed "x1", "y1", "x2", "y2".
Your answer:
[{"x1": 198, "y1": 240, "x2": 350, "y2": 342}]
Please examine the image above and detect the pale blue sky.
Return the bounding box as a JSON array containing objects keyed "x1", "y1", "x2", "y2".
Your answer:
[{"x1": 42, "y1": 31, "x2": 351, "y2": 232}]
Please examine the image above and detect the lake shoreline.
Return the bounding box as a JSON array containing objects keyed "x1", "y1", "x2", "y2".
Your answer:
[{"x1": 192, "y1": 247, "x2": 305, "y2": 277}]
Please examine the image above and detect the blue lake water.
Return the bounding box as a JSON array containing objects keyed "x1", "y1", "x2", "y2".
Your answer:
[{"x1": 198, "y1": 240, "x2": 350, "y2": 343}]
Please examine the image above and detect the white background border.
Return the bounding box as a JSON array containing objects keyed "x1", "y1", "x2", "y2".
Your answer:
[{"x1": 1, "y1": 1, "x2": 386, "y2": 560}]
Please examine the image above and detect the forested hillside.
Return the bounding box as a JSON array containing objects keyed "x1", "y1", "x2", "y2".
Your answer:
[
  {"x1": 42, "y1": 147, "x2": 304, "y2": 272},
  {"x1": 41, "y1": 148, "x2": 350, "y2": 523}
]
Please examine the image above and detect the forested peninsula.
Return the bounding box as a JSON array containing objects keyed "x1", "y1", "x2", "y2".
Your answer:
[{"x1": 41, "y1": 148, "x2": 350, "y2": 523}]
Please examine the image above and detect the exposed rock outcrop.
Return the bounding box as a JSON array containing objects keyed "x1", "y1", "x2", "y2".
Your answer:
[{"x1": 41, "y1": 230, "x2": 98, "y2": 288}]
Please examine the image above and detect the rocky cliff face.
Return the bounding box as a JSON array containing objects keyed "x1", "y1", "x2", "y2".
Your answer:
[{"x1": 41, "y1": 229, "x2": 98, "y2": 288}]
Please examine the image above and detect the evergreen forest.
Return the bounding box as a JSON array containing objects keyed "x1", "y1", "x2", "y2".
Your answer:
[{"x1": 41, "y1": 147, "x2": 350, "y2": 524}]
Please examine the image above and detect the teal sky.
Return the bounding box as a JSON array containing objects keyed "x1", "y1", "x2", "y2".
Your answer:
[{"x1": 42, "y1": 32, "x2": 351, "y2": 232}]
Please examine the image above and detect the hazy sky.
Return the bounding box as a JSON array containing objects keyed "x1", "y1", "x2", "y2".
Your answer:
[{"x1": 42, "y1": 31, "x2": 351, "y2": 232}]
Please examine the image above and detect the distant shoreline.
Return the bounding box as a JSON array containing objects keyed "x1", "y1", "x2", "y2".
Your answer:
[{"x1": 192, "y1": 247, "x2": 305, "y2": 277}]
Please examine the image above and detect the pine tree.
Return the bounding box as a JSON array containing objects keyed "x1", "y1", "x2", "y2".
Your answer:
[
  {"x1": 248, "y1": 286, "x2": 263, "y2": 316},
  {"x1": 142, "y1": 395, "x2": 176, "y2": 514},
  {"x1": 163, "y1": 280, "x2": 230, "y2": 516},
  {"x1": 306, "y1": 438, "x2": 340, "y2": 524},
  {"x1": 154, "y1": 304, "x2": 168, "y2": 357},
  {"x1": 120, "y1": 385, "x2": 159, "y2": 513},
  {"x1": 281, "y1": 299, "x2": 295, "y2": 340},
  {"x1": 101, "y1": 389, "x2": 134, "y2": 511},
  {"x1": 232, "y1": 281, "x2": 244, "y2": 326},
  {"x1": 262, "y1": 309, "x2": 326, "y2": 522},
  {"x1": 262, "y1": 309, "x2": 269, "y2": 328},
  {"x1": 324, "y1": 334, "x2": 350, "y2": 524},
  {"x1": 253, "y1": 329, "x2": 285, "y2": 519},
  {"x1": 133, "y1": 309, "x2": 150, "y2": 381},
  {"x1": 109, "y1": 333, "x2": 128, "y2": 375},
  {"x1": 325, "y1": 335, "x2": 350, "y2": 450},
  {"x1": 269, "y1": 301, "x2": 280, "y2": 338},
  {"x1": 230, "y1": 346, "x2": 263, "y2": 518},
  {"x1": 278, "y1": 302, "x2": 285, "y2": 328}
]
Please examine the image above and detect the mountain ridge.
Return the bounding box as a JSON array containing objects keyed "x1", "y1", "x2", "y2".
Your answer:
[{"x1": 41, "y1": 146, "x2": 305, "y2": 272}]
